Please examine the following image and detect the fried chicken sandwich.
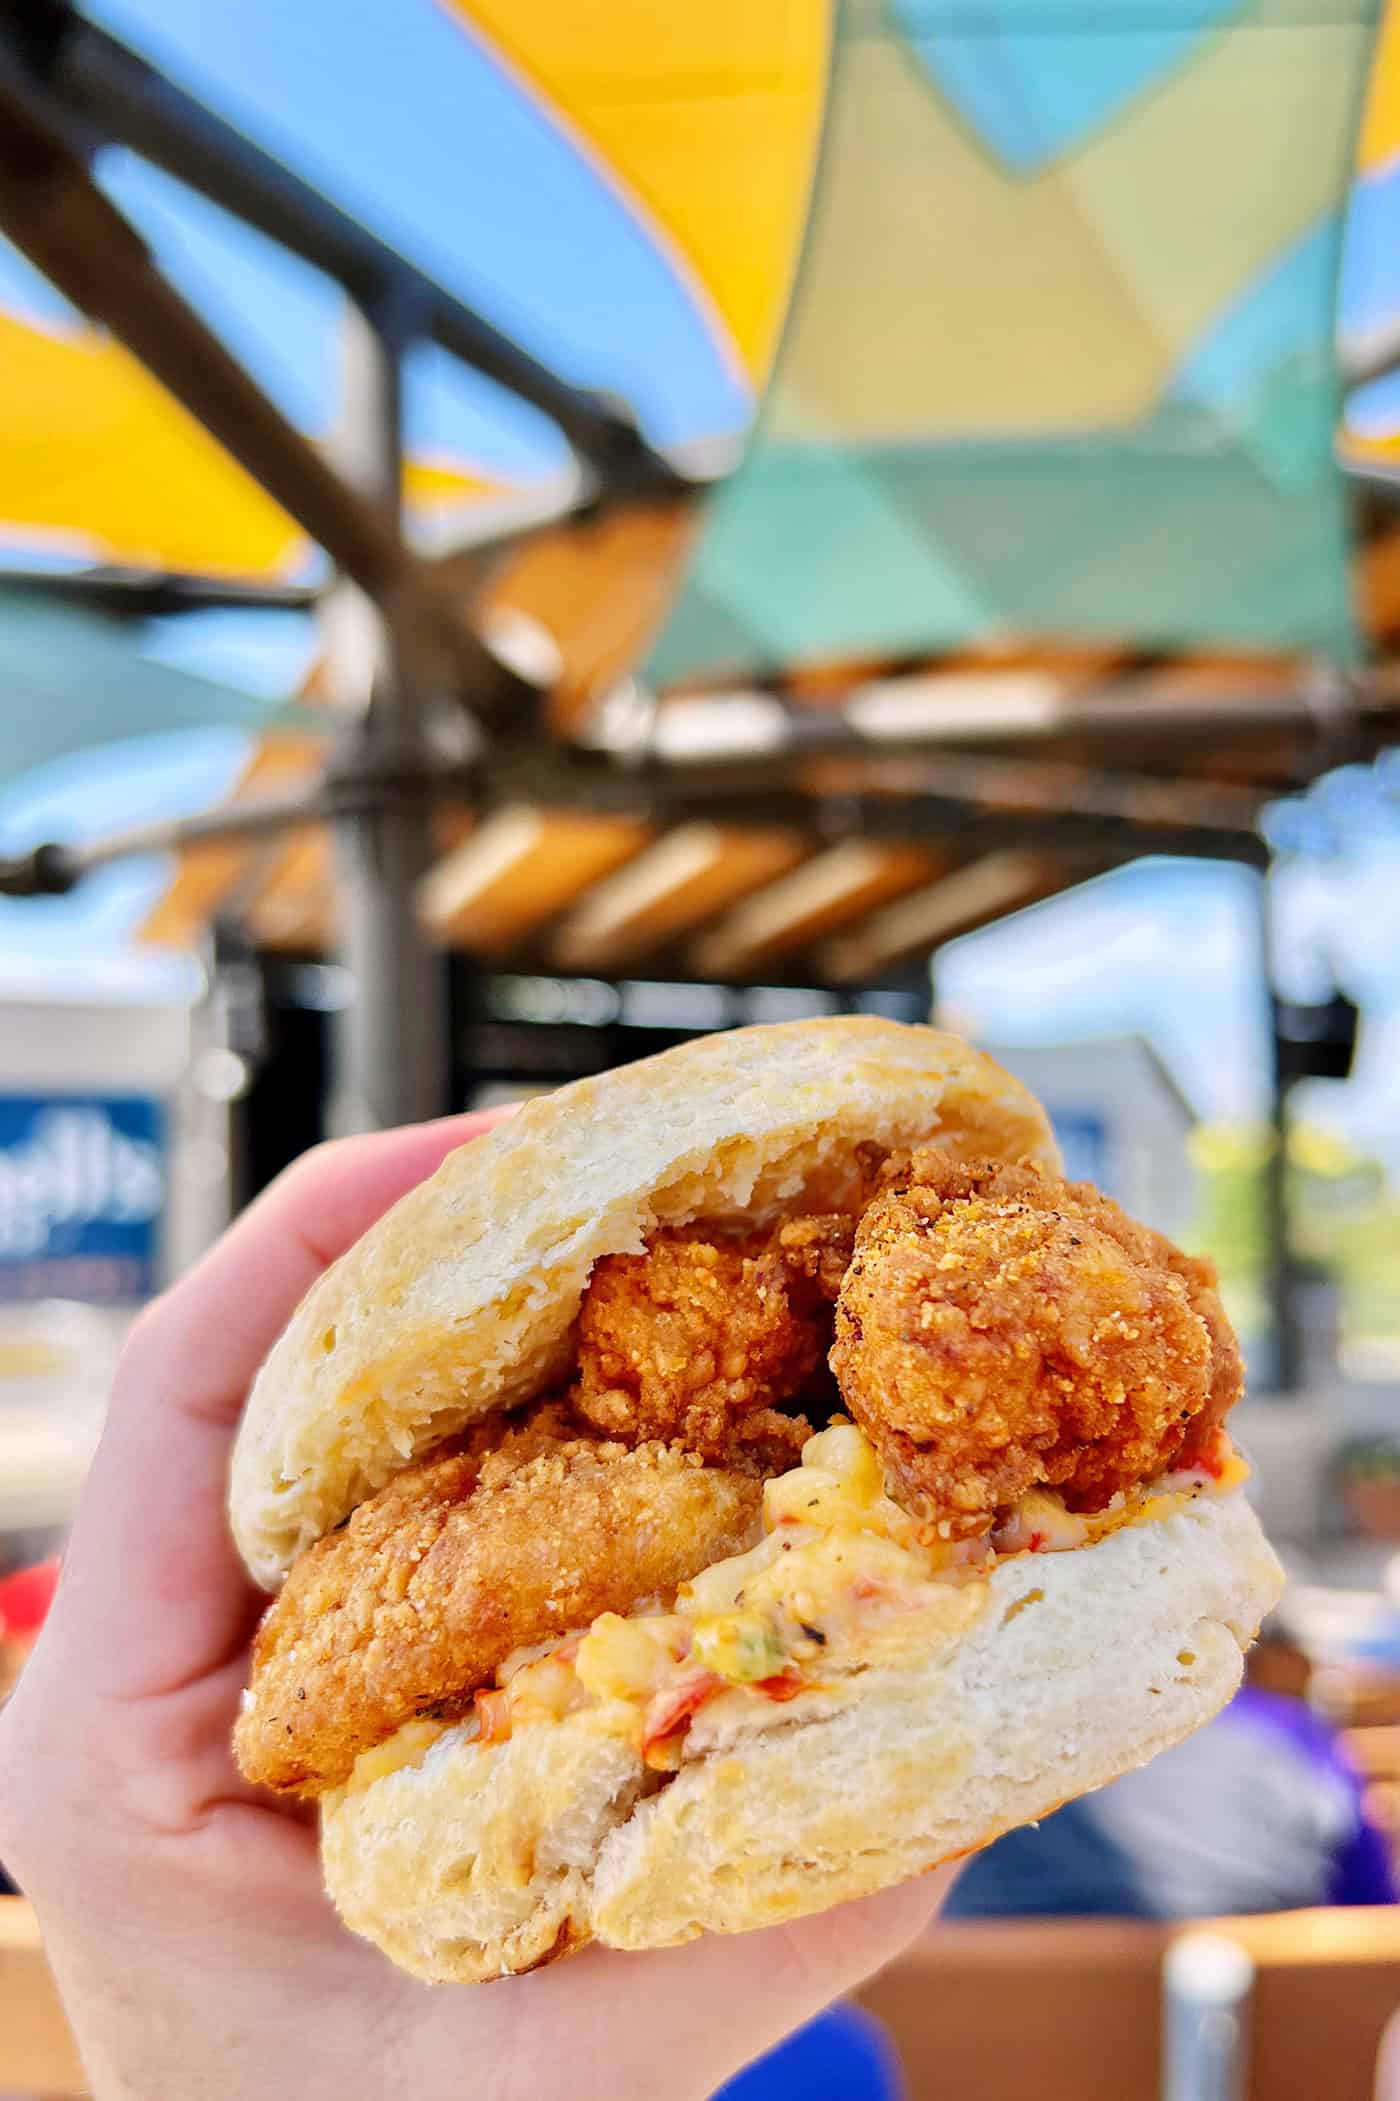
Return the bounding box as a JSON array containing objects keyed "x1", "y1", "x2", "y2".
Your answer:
[{"x1": 229, "y1": 1019, "x2": 1282, "y2": 1981}]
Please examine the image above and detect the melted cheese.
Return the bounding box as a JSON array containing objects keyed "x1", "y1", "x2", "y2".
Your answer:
[
  {"x1": 351, "y1": 1421, "x2": 1250, "y2": 1782},
  {"x1": 345, "y1": 1718, "x2": 447, "y2": 1790}
]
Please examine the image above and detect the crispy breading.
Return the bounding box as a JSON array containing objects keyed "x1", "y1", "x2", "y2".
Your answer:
[
  {"x1": 236, "y1": 1139, "x2": 1243, "y2": 1800},
  {"x1": 238, "y1": 1210, "x2": 873, "y2": 1801},
  {"x1": 830, "y1": 1155, "x2": 1239, "y2": 1538},
  {"x1": 570, "y1": 1226, "x2": 848, "y2": 1470},
  {"x1": 234, "y1": 1405, "x2": 762, "y2": 1796},
  {"x1": 1170, "y1": 1242, "x2": 1245, "y2": 1468},
  {"x1": 773, "y1": 1211, "x2": 862, "y2": 1304}
]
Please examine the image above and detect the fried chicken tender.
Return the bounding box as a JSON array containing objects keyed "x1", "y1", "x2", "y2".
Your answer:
[
  {"x1": 1171, "y1": 1243, "x2": 1245, "y2": 1468},
  {"x1": 830, "y1": 1155, "x2": 1241, "y2": 1539},
  {"x1": 234, "y1": 1401, "x2": 762, "y2": 1796},
  {"x1": 571, "y1": 1222, "x2": 855, "y2": 1470},
  {"x1": 774, "y1": 1212, "x2": 862, "y2": 1303}
]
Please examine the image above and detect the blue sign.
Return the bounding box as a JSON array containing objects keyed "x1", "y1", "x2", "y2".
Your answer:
[
  {"x1": 0, "y1": 1096, "x2": 165, "y2": 1303},
  {"x1": 1049, "y1": 1110, "x2": 1110, "y2": 1192}
]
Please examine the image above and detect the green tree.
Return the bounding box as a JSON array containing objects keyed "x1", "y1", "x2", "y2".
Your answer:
[{"x1": 1187, "y1": 1122, "x2": 1400, "y2": 1351}]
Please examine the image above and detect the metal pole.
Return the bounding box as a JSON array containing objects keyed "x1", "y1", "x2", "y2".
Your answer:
[
  {"x1": 1257, "y1": 866, "x2": 1303, "y2": 1394},
  {"x1": 1162, "y1": 1931, "x2": 1253, "y2": 2101},
  {"x1": 324, "y1": 298, "x2": 448, "y2": 1134}
]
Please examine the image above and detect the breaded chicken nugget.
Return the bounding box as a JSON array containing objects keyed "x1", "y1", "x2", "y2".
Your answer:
[
  {"x1": 831, "y1": 1156, "x2": 1238, "y2": 1538},
  {"x1": 1170, "y1": 1244, "x2": 1245, "y2": 1468},
  {"x1": 235, "y1": 1403, "x2": 762, "y2": 1795},
  {"x1": 571, "y1": 1227, "x2": 843, "y2": 1469}
]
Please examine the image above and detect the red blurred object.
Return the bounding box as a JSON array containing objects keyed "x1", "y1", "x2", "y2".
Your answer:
[{"x1": 0, "y1": 1558, "x2": 60, "y2": 1638}]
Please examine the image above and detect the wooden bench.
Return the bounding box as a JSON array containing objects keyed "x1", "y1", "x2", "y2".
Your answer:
[
  {"x1": 858, "y1": 1909, "x2": 1400, "y2": 2101},
  {"x1": 4, "y1": 1895, "x2": 1398, "y2": 2100},
  {"x1": 1345, "y1": 1727, "x2": 1400, "y2": 1783}
]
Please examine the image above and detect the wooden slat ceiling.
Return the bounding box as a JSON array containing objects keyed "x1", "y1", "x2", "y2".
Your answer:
[
  {"x1": 445, "y1": 498, "x2": 698, "y2": 733},
  {"x1": 137, "y1": 496, "x2": 1400, "y2": 989},
  {"x1": 818, "y1": 849, "x2": 1070, "y2": 983},
  {"x1": 244, "y1": 825, "x2": 336, "y2": 953},
  {"x1": 1358, "y1": 518, "x2": 1400, "y2": 653},
  {"x1": 139, "y1": 730, "x2": 323, "y2": 950},
  {"x1": 552, "y1": 823, "x2": 806, "y2": 972},
  {"x1": 418, "y1": 806, "x2": 652, "y2": 953},
  {"x1": 691, "y1": 841, "x2": 944, "y2": 979}
]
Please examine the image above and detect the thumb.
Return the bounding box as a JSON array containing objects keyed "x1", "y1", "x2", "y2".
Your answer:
[{"x1": 515, "y1": 1867, "x2": 956, "y2": 2100}]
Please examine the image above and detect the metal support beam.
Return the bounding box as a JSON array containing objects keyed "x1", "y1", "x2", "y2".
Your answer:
[
  {"x1": 0, "y1": 564, "x2": 317, "y2": 617},
  {"x1": 0, "y1": 792, "x2": 325, "y2": 897},
  {"x1": 719, "y1": 792, "x2": 1268, "y2": 870},
  {"x1": 0, "y1": 725, "x2": 1272, "y2": 904},
  {"x1": 484, "y1": 735, "x2": 1273, "y2": 866},
  {"x1": 324, "y1": 300, "x2": 449, "y2": 1133},
  {"x1": 1256, "y1": 873, "x2": 1302, "y2": 1395},
  {"x1": 651, "y1": 674, "x2": 1362, "y2": 759}
]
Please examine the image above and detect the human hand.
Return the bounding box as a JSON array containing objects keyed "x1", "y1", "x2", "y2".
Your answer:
[
  {"x1": 0, "y1": 1115, "x2": 953, "y2": 2101},
  {"x1": 1379, "y1": 2011, "x2": 1400, "y2": 2100}
]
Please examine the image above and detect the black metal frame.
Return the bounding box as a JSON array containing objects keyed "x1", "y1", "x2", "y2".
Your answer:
[
  {"x1": 0, "y1": 564, "x2": 317, "y2": 617},
  {"x1": 0, "y1": 723, "x2": 1273, "y2": 904}
]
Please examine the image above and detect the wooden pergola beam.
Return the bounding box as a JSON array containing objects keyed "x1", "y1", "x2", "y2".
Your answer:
[{"x1": 691, "y1": 841, "x2": 944, "y2": 979}]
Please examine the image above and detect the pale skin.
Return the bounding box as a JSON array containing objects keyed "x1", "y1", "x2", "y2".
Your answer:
[
  {"x1": 1380, "y1": 2019, "x2": 1400, "y2": 2101},
  {"x1": 0, "y1": 1113, "x2": 952, "y2": 2101}
]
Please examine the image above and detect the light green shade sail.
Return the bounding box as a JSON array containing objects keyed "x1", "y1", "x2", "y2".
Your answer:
[
  {"x1": 649, "y1": 0, "x2": 1380, "y2": 685},
  {"x1": 0, "y1": 591, "x2": 308, "y2": 787}
]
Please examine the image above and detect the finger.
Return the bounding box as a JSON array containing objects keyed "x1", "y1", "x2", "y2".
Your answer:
[
  {"x1": 43, "y1": 1110, "x2": 514, "y2": 1704},
  {"x1": 1377, "y1": 2010, "x2": 1400, "y2": 2101},
  {"x1": 134, "y1": 1107, "x2": 515, "y2": 1422},
  {"x1": 495, "y1": 1866, "x2": 955, "y2": 2101}
]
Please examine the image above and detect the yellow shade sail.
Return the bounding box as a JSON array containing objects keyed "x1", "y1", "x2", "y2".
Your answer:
[
  {"x1": 450, "y1": 2, "x2": 831, "y2": 384},
  {"x1": 1, "y1": 313, "x2": 300, "y2": 576},
  {"x1": 1360, "y1": 0, "x2": 1400, "y2": 169},
  {"x1": 0, "y1": 313, "x2": 498, "y2": 579}
]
